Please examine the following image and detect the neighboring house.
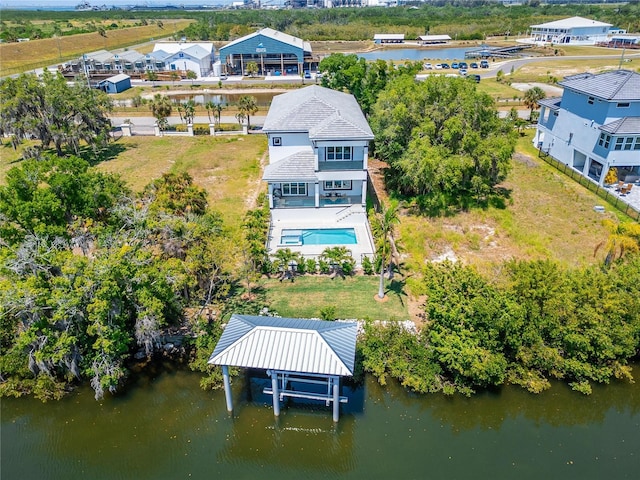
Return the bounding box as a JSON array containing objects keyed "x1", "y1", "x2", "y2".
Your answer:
[
  {"x1": 219, "y1": 28, "x2": 316, "y2": 77},
  {"x1": 97, "y1": 73, "x2": 131, "y2": 93},
  {"x1": 535, "y1": 69, "x2": 640, "y2": 186},
  {"x1": 152, "y1": 42, "x2": 215, "y2": 77},
  {"x1": 261, "y1": 85, "x2": 376, "y2": 263},
  {"x1": 373, "y1": 33, "x2": 405, "y2": 44},
  {"x1": 529, "y1": 16, "x2": 611, "y2": 45}
]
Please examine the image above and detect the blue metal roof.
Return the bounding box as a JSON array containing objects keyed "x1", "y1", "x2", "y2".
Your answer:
[{"x1": 208, "y1": 314, "x2": 357, "y2": 376}]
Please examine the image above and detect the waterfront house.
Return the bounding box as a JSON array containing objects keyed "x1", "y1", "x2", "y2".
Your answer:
[
  {"x1": 373, "y1": 33, "x2": 405, "y2": 44},
  {"x1": 529, "y1": 16, "x2": 611, "y2": 45},
  {"x1": 261, "y1": 85, "x2": 376, "y2": 263},
  {"x1": 534, "y1": 69, "x2": 640, "y2": 186},
  {"x1": 97, "y1": 73, "x2": 131, "y2": 94}
]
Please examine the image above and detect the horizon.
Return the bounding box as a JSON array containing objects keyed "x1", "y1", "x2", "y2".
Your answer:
[{"x1": 0, "y1": 0, "x2": 241, "y2": 7}]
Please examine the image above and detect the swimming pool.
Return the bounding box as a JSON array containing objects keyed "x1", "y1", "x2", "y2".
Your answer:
[{"x1": 280, "y1": 228, "x2": 357, "y2": 246}]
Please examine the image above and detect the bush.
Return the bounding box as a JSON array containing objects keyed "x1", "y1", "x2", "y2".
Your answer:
[
  {"x1": 305, "y1": 258, "x2": 317, "y2": 274},
  {"x1": 341, "y1": 257, "x2": 356, "y2": 276},
  {"x1": 318, "y1": 259, "x2": 330, "y2": 274},
  {"x1": 362, "y1": 256, "x2": 374, "y2": 275},
  {"x1": 319, "y1": 305, "x2": 337, "y2": 321}
]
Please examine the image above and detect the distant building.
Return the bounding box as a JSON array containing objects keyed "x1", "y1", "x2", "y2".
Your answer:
[
  {"x1": 97, "y1": 73, "x2": 131, "y2": 94},
  {"x1": 529, "y1": 16, "x2": 611, "y2": 45},
  {"x1": 373, "y1": 33, "x2": 405, "y2": 44},
  {"x1": 417, "y1": 34, "x2": 451, "y2": 45},
  {"x1": 219, "y1": 28, "x2": 316, "y2": 77},
  {"x1": 151, "y1": 42, "x2": 215, "y2": 77},
  {"x1": 535, "y1": 70, "x2": 640, "y2": 186}
]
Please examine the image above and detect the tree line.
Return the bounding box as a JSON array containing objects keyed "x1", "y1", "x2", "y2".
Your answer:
[{"x1": 360, "y1": 257, "x2": 640, "y2": 395}]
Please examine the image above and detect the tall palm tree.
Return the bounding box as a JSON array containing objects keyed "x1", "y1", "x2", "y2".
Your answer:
[
  {"x1": 237, "y1": 95, "x2": 258, "y2": 130},
  {"x1": 371, "y1": 200, "x2": 400, "y2": 299},
  {"x1": 149, "y1": 94, "x2": 172, "y2": 131},
  {"x1": 523, "y1": 86, "x2": 546, "y2": 121}
]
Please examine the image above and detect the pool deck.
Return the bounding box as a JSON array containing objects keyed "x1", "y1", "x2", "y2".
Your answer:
[{"x1": 267, "y1": 205, "x2": 375, "y2": 265}]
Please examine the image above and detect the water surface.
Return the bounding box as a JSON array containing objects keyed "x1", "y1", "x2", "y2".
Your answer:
[{"x1": 2, "y1": 365, "x2": 639, "y2": 479}]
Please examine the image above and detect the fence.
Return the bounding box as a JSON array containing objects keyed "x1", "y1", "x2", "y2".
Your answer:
[{"x1": 538, "y1": 149, "x2": 640, "y2": 222}]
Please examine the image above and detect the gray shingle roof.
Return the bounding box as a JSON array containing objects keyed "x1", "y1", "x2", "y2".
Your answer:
[
  {"x1": 560, "y1": 70, "x2": 640, "y2": 101},
  {"x1": 262, "y1": 150, "x2": 317, "y2": 181},
  {"x1": 538, "y1": 97, "x2": 562, "y2": 110},
  {"x1": 262, "y1": 85, "x2": 374, "y2": 141},
  {"x1": 599, "y1": 117, "x2": 640, "y2": 135},
  {"x1": 208, "y1": 314, "x2": 357, "y2": 377}
]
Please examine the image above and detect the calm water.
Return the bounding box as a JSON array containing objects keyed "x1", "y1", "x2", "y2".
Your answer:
[
  {"x1": 359, "y1": 47, "x2": 472, "y2": 62},
  {"x1": 167, "y1": 92, "x2": 278, "y2": 107},
  {"x1": 2, "y1": 364, "x2": 640, "y2": 479}
]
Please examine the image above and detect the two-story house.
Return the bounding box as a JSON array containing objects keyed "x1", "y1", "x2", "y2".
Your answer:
[
  {"x1": 261, "y1": 85, "x2": 375, "y2": 263},
  {"x1": 534, "y1": 69, "x2": 640, "y2": 186}
]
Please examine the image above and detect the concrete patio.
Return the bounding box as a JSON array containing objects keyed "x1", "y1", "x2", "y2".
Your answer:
[{"x1": 267, "y1": 205, "x2": 375, "y2": 265}]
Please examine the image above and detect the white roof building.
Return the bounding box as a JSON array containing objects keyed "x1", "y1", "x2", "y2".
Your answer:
[{"x1": 530, "y1": 16, "x2": 612, "y2": 45}]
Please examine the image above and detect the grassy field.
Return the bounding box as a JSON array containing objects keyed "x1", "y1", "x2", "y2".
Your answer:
[
  {"x1": 0, "y1": 19, "x2": 194, "y2": 76},
  {"x1": 396, "y1": 131, "x2": 620, "y2": 280},
  {"x1": 263, "y1": 275, "x2": 409, "y2": 321},
  {"x1": 96, "y1": 135, "x2": 267, "y2": 228}
]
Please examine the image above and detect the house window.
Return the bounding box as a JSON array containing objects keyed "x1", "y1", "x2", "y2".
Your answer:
[
  {"x1": 614, "y1": 137, "x2": 624, "y2": 151},
  {"x1": 617, "y1": 102, "x2": 630, "y2": 108},
  {"x1": 272, "y1": 136, "x2": 282, "y2": 146},
  {"x1": 598, "y1": 133, "x2": 611, "y2": 149},
  {"x1": 587, "y1": 96, "x2": 594, "y2": 105},
  {"x1": 634, "y1": 137, "x2": 640, "y2": 150},
  {"x1": 282, "y1": 183, "x2": 307, "y2": 196},
  {"x1": 624, "y1": 137, "x2": 634, "y2": 150},
  {"x1": 324, "y1": 180, "x2": 352, "y2": 190},
  {"x1": 326, "y1": 146, "x2": 352, "y2": 161}
]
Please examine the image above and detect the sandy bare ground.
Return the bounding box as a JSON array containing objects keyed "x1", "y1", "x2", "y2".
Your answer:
[
  {"x1": 511, "y1": 82, "x2": 563, "y2": 96},
  {"x1": 245, "y1": 150, "x2": 269, "y2": 209}
]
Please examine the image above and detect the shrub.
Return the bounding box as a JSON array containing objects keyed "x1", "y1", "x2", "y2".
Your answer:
[
  {"x1": 319, "y1": 305, "x2": 337, "y2": 321},
  {"x1": 341, "y1": 257, "x2": 356, "y2": 276},
  {"x1": 318, "y1": 259, "x2": 330, "y2": 274},
  {"x1": 305, "y1": 258, "x2": 317, "y2": 274},
  {"x1": 362, "y1": 256, "x2": 374, "y2": 275}
]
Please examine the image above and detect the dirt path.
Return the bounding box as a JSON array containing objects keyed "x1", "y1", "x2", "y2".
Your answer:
[{"x1": 244, "y1": 150, "x2": 269, "y2": 209}]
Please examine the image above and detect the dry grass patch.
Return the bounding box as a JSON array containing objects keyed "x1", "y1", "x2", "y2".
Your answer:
[
  {"x1": 396, "y1": 132, "x2": 617, "y2": 277},
  {"x1": 509, "y1": 58, "x2": 634, "y2": 83},
  {"x1": 0, "y1": 19, "x2": 194, "y2": 75},
  {"x1": 96, "y1": 135, "x2": 267, "y2": 227}
]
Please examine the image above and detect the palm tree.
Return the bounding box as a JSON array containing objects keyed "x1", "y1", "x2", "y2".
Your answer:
[
  {"x1": 183, "y1": 99, "x2": 196, "y2": 125},
  {"x1": 149, "y1": 94, "x2": 172, "y2": 131},
  {"x1": 371, "y1": 200, "x2": 400, "y2": 299},
  {"x1": 320, "y1": 246, "x2": 355, "y2": 279},
  {"x1": 273, "y1": 248, "x2": 301, "y2": 282},
  {"x1": 245, "y1": 61, "x2": 259, "y2": 77},
  {"x1": 237, "y1": 95, "x2": 258, "y2": 130},
  {"x1": 594, "y1": 220, "x2": 640, "y2": 266},
  {"x1": 523, "y1": 86, "x2": 546, "y2": 121}
]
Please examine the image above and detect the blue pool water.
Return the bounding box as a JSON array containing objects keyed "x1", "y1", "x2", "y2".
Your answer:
[{"x1": 280, "y1": 228, "x2": 357, "y2": 246}]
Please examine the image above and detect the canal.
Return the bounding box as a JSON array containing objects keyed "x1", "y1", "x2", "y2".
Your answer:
[{"x1": 2, "y1": 364, "x2": 639, "y2": 479}]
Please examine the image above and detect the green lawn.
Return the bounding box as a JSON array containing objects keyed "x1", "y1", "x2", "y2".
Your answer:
[{"x1": 262, "y1": 275, "x2": 409, "y2": 321}]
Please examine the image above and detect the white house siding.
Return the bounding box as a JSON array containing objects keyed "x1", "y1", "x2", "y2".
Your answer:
[{"x1": 268, "y1": 133, "x2": 312, "y2": 162}]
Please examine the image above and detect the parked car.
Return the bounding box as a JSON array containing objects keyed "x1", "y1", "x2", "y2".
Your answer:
[
  {"x1": 459, "y1": 68, "x2": 468, "y2": 76},
  {"x1": 459, "y1": 62, "x2": 468, "y2": 69},
  {"x1": 468, "y1": 74, "x2": 481, "y2": 83},
  {"x1": 441, "y1": 63, "x2": 450, "y2": 69},
  {"x1": 470, "y1": 62, "x2": 479, "y2": 69},
  {"x1": 424, "y1": 62, "x2": 433, "y2": 70},
  {"x1": 480, "y1": 60, "x2": 490, "y2": 68},
  {"x1": 451, "y1": 62, "x2": 459, "y2": 69},
  {"x1": 435, "y1": 64, "x2": 443, "y2": 69},
  {"x1": 304, "y1": 70, "x2": 311, "y2": 79}
]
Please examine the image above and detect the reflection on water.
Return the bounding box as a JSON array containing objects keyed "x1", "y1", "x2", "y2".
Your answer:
[
  {"x1": 2, "y1": 363, "x2": 639, "y2": 479},
  {"x1": 166, "y1": 92, "x2": 278, "y2": 107}
]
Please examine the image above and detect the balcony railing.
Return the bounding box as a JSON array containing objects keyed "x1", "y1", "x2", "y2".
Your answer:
[
  {"x1": 274, "y1": 196, "x2": 315, "y2": 208},
  {"x1": 317, "y1": 160, "x2": 364, "y2": 171}
]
